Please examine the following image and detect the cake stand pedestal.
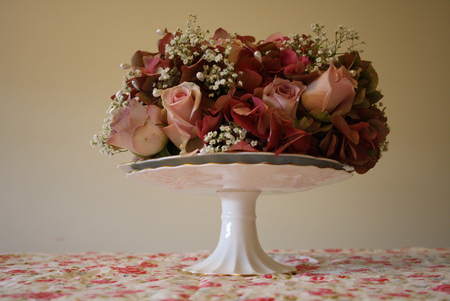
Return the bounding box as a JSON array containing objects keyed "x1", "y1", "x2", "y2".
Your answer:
[{"x1": 119, "y1": 153, "x2": 353, "y2": 275}]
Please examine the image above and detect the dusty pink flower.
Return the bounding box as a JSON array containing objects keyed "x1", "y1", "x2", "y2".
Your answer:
[
  {"x1": 301, "y1": 65, "x2": 357, "y2": 115},
  {"x1": 265, "y1": 31, "x2": 288, "y2": 42},
  {"x1": 161, "y1": 82, "x2": 203, "y2": 152},
  {"x1": 262, "y1": 78, "x2": 306, "y2": 120},
  {"x1": 107, "y1": 99, "x2": 167, "y2": 157}
]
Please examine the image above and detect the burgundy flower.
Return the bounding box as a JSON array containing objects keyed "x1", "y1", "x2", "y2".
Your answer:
[
  {"x1": 230, "y1": 94, "x2": 270, "y2": 139},
  {"x1": 196, "y1": 114, "x2": 223, "y2": 142},
  {"x1": 318, "y1": 115, "x2": 389, "y2": 174},
  {"x1": 94, "y1": 20, "x2": 389, "y2": 174},
  {"x1": 275, "y1": 124, "x2": 311, "y2": 156},
  {"x1": 237, "y1": 69, "x2": 263, "y2": 93}
]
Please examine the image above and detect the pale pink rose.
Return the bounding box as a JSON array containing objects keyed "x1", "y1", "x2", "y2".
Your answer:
[
  {"x1": 301, "y1": 65, "x2": 357, "y2": 115},
  {"x1": 107, "y1": 99, "x2": 167, "y2": 157},
  {"x1": 262, "y1": 78, "x2": 306, "y2": 120},
  {"x1": 161, "y1": 82, "x2": 203, "y2": 152}
]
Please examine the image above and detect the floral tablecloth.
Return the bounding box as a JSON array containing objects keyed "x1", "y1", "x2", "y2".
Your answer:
[{"x1": 0, "y1": 248, "x2": 448, "y2": 300}]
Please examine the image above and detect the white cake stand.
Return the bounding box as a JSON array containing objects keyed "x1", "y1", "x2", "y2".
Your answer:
[{"x1": 119, "y1": 153, "x2": 353, "y2": 275}]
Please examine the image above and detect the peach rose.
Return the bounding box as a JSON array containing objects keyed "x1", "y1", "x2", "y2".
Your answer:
[
  {"x1": 161, "y1": 82, "x2": 203, "y2": 152},
  {"x1": 301, "y1": 65, "x2": 357, "y2": 115},
  {"x1": 262, "y1": 78, "x2": 306, "y2": 120},
  {"x1": 107, "y1": 99, "x2": 167, "y2": 157}
]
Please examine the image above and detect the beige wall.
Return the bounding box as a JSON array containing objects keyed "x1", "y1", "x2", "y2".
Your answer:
[{"x1": 1, "y1": 0, "x2": 449, "y2": 253}]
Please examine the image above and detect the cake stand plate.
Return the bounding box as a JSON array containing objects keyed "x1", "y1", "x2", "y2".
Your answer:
[{"x1": 119, "y1": 153, "x2": 353, "y2": 275}]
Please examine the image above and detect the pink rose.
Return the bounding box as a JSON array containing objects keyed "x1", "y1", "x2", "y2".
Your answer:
[
  {"x1": 301, "y1": 65, "x2": 357, "y2": 115},
  {"x1": 107, "y1": 99, "x2": 167, "y2": 157},
  {"x1": 262, "y1": 78, "x2": 306, "y2": 120},
  {"x1": 161, "y1": 82, "x2": 203, "y2": 152}
]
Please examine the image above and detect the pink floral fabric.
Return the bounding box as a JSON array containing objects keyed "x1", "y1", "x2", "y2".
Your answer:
[{"x1": 0, "y1": 248, "x2": 448, "y2": 300}]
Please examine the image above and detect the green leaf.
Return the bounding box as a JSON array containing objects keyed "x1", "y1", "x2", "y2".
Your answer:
[
  {"x1": 358, "y1": 99, "x2": 371, "y2": 109},
  {"x1": 367, "y1": 149, "x2": 379, "y2": 160},
  {"x1": 366, "y1": 71, "x2": 378, "y2": 93},
  {"x1": 354, "y1": 88, "x2": 366, "y2": 105},
  {"x1": 316, "y1": 123, "x2": 333, "y2": 133},
  {"x1": 309, "y1": 109, "x2": 332, "y2": 122},
  {"x1": 366, "y1": 90, "x2": 383, "y2": 104},
  {"x1": 307, "y1": 120, "x2": 323, "y2": 133},
  {"x1": 296, "y1": 117, "x2": 312, "y2": 131},
  {"x1": 154, "y1": 146, "x2": 171, "y2": 158},
  {"x1": 153, "y1": 141, "x2": 180, "y2": 158}
]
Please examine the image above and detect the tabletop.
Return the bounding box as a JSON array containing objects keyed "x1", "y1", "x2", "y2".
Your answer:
[{"x1": 0, "y1": 248, "x2": 449, "y2": 300}]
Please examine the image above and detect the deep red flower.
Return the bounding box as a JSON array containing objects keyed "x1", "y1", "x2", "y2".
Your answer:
[
  {"x1": 231, "y1": 94, "x2": 270, "y2": 139},
  {"x1": 196, "y1": 113, "x2": 223, "y2": 142},
  {"x1": 262, "y1": 108, "x2": 311, "y2": 155},
  {"x1": 318, "y1": 114, "x2": 389, "y2": 174},
  {"x1": 238, "y1": 69, "x2": 263, "y2": 93}
]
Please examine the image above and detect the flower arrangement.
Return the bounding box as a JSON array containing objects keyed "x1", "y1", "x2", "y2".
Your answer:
[{"x1": 92, "y1": 15, "x2": 389, "y2": 174}]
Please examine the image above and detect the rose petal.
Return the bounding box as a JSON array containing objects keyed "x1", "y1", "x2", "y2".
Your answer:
[
  {"x1": 227, "y1": 141, "x2": 259, "y2": 152},
  {"x1": 301, "y1": 65, "x2": 355, "y2": 115},
  {"x1": 162, "y1": 123, "x2": 188, "y2": 151},
  {"x1": 196, "y1": 114, "x2": 223, "y2": 140},
  {"x1": 131, "y1": 120, "x2": 167, "y2": 156},
  {"x1": 265, "y1": 32, "x2": 285, "y2": 42},
  {"x1": 212, "y1": 28, "x2": 230, "y2": 40},
  {"x1": 280, "y1": 49, "x2": 298, "y2": 67},
  {"x1": 331, "y1": 115, "x2": 360, "y2": 145},
  {"x1": 238, "y1": 69, "x2": 263, "y2": 93}
]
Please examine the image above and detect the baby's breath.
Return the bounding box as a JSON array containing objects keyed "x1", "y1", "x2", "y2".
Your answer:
[
  {"x1": 159, "y1": 15, "x2": 241, "y2": 97},
  {"x1": 90, "y1": 69, "x2": 141, "y2": 156},
  {"x1": 93, "y1": 16, "x2": 386, "y2": 170},
  {"x1": 283, "y1": 23, "x2": 365, "y2": 72},
  {"x1": 200, "y1": 123, "x2": 256, "y2": 154}
]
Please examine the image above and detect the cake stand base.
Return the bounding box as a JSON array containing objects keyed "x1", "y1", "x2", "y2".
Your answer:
[
  {"x1": 182, "y1": 190, "x2": 296, "y2": 275},
  {"x1": 121, "y1": 153, "x2": 353, "y2": 275}
]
